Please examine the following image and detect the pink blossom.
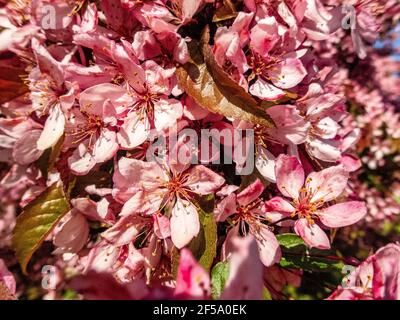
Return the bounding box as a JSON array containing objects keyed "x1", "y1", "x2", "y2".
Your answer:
[
  {"x1": 175, "y1": 248, "x2": 211, "y2": 299},
  {"x1": 113, "y1": 158, "x2": 224, "y2": 248},
  {"x1": 215, "y1": 179, "x2": 281, "y2": 267},
  {"x1": 248, "y1": 16, "x2": 307, "y2": 100},
  {"x1": 264, "y1": 155, "x2": 366, "y2": 249},
  {"x1": 328, "y1": 243, "x2": 400, "y2": 300}
]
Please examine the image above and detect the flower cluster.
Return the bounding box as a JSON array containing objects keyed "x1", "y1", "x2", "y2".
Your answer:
[{"x1": 0, "y1": 0, "x2": 399, "y2": 300}]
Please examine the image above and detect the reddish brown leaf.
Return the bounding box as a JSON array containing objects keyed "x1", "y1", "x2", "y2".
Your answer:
[{"x1": 176, "y1": 28, "x2": 275, "y2": 128}]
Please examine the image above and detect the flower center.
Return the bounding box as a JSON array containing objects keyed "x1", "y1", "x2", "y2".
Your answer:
[
  {"x1": 129, "y1": 90, "x2": 160, "y2": 124},
  {"x1": 234, "y1": 199, "x2": 266, "y2": 226},
  {"x1": 67, "y1": 110, "x2": 105, "y2": 149},
  {"x1": 249, "y1": 51, "x2": 285, "y2": 82},
  {"x1": 292, "y1": 187, "x2": 325, "y2": 224},
  {"x1": 30, "y1": 77, "x2": 62, "y2": 115},
  {"x1": 165, "y1": 178, "x2": 183, "y2": 194}
]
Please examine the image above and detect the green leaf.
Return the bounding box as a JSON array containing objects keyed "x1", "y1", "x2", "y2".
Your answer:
[
  {"x1": 12, "y1": 183, "x2": 70, "y2": 274},
  {"x1": 279, "y1": 254, "x2": 344, "y2": 272},
  {"x1": 36, "y1": 148, "x2": 51, "y2": 180},
  {"x1": 211, "y1": 262, "x2": 230, "y2": 300},
  {"x1": 394, "y1": 223, "x2": 400, "y2": 235},
  {"x1": 171, "y1": 195, "x2": 218, "y2": 275},
  {"x1": 186, "y1": 195, "x2": 218, "y2": 272},
  {"x1": 187, "y1": 210, "x2": 217, "y2": 272},
  {"x1": 62, "y1": 289, "x2": 79, "y2": 300},
  {"x1": 263, "y1": 287, "x2": 273, "y2": 300},
  {"x1": 277, "y1": 233, "x2": 344, "y2": 272}
]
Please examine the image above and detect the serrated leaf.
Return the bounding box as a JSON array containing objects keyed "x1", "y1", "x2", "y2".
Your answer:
[
  {"x1": 176, "y1": 28, "x2": 275, "y2": 128},
  {"x1": 211, "y1": 262, "x2": 229, "y2": 300},
  {"x1": 277, "y1": 233, "x2": 344, "y2": 272},
  {"x1": 12, "y1": 183, "x2": 70, "y2": 274}
]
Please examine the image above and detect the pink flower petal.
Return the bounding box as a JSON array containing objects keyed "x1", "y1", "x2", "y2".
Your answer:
[
  {"x1": 120, "y1": 188, "x2": 164, "y2": 216},
  {"x1": 319, "y1": 201, "x2": 367, "y2": 228},
  {"x1": 268, "y1": 58, "x2": 307, "y2": 89},
  {"x1": 339, "y1": 154, "x2": 362, "y2": 172},
  {"x1": 249, "y1": 78, "x2": 286, "y2": 101},
  {"x1": 85, "y1": 242, "x2": 121, "y2": 273},
  {"x1": 68, "y1": 142, "x2": 97, "y2": 176},
  {"x1": 184, "y1": 165, "x2": 225, "y2": 195},
  {"x1": 153, "y1": 98, "x2": 183, "y2": 132},
  {"x1": 174, "y1": 248, "x2": 211, "y2": 299},
  {"x1": 170, "y1": 198, "x2": 200, "y2": 249},
  {"x1": 237, "y1": 179, "x2": 265, "y2": 207},
  {"x1": 221, "y1": 235, "x2": 264, "y2": 300},
  {"x1": 54, "y1": 211, "x2": 89, "y2": 253},
  {"x1": 306, "y1": 165, "x2": 349, "y2": 203},
  {"x1": 102, "y1": 215, "x2": 148, "y2": 246},
  {"x1": 181, "y1": 0, "x2": 205, "y2": 23},
  {"x1": 117, "y1": 113, "x2": 150, "y2": 149},
  {"x1": 372, "y1": 244, "x2": 400, "y2": 300},
  {"x1": 37, "y1": 104, "x2": 65, "y2": 150},
  {"x1": 31, "y1": 38, "x2": 64, "y2": 88},
  {"x1": 275, "y1": 155, "x2": 305, "y2": 200},
  {"x1": 306, "y1": 137, "x2": 341, "y2": 162},
  {"x1": 132, "y1": 30, "x2": 162, "y2": 60},
  {"x1": 294, "y1": 218, "x2": 330, "y2": 250},
  {"x1": 264, "y1": 196, "x2": 295, "y2": 215},
  {"x1": 255, "y1": 146, "x2": 277, "y2": 183},
  {"x1": 92, "y1": 130, "x2": 119, "y2": 163},
  {"x1": 214, "y1": 193, "x2": 237, "y2": 222},
  {"x1": 79, "y1": 83, "x2": 133, "y2": 116},
  {"x1": 115, "y1": 157, "x2": 168, "y2": 191},
  {"x1": 13, "y1": 129, "x2": 43, "y2": 165},
  {"x1": 153, "y1": 214, "x2": 171, "y2": 239},
  {"x1": 254, "y1": 227, "x2": 281, "y2": 267}
]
